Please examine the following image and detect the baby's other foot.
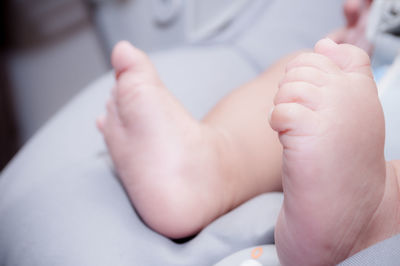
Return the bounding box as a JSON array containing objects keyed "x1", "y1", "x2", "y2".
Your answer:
[
  {"x1": 97, "y1": 41, "x2": 240, "y2": 238},
  {"x1": 270, "y1": 39, "x2": 400, "y2": 265}
]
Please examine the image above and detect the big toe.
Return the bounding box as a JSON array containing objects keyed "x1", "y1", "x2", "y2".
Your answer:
[
  {"x1": 314, "y1": 38, "x2": 372, "y2": 76},
  {"x1": 111, "y1": 41, "x2": 161, "y2": 84}
]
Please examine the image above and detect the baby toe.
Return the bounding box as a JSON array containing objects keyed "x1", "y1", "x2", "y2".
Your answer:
[
  {"x1": 315, "y1": 38, "x2": 372, "y2": 76},
  {"x1": 274, "y1": 81, "x2": 322, "y2": 110},
  {"x1": 281, "y1": 66, "x2": 327, "y2": 87},
  {"x1": 286, "y1": 52, "x2": 340, "y2": 75},
  {"x1": 269, "y1": 103, "x2": 320, "y2": 137}
]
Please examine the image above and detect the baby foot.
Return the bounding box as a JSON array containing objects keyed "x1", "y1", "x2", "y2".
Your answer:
[
  {"x1": 328, "y1": 0, "x2": 373, "y2": 55},
  {"x1": 97, "y1": 41, "x2": 240, "y2": 238},
  {"x1": 270, "y1": 39, "x2": 400, "y2": 265}
]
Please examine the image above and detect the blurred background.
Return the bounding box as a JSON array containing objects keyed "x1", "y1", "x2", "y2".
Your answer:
[{"x1": 0, "y1": 0, "x2": 247, "y2": 171}]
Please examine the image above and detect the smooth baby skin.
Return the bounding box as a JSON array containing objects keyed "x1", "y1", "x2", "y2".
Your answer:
[{"x1": 270, "y1": 38, "x2": 400, "y2": 265}]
